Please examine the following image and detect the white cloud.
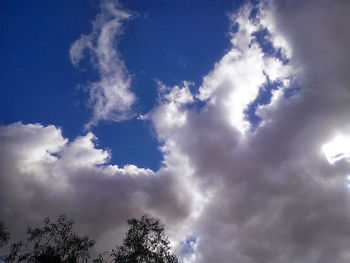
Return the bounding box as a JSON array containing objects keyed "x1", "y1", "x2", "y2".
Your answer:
[
  {"x1": 2, "y1": 1, "x2": 350, "y2": 262},
  {"x1": 0, "y1": 122, "x2": 196, "y2": 257},
  {"x1": 70, "y1": 0, "x2": 136, "y2": 128},
  {"x1": 151, "y1": 81, "x2": 194, "y2": 140},
  {"x1": 149, "y1": 1, "x2": 350, "y2": 262},
  {"x1": 198, "y1": 2, "x2": 292, "y2": 135}
]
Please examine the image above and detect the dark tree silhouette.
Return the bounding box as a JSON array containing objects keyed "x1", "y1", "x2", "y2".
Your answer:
[
  {"x1": 0, "y1": 221, "x2": 10, "y2": 247},
  {"x1": 1, "y1": 214, "x2": 178, "y2": 263},
  {"x1": 3, "y1": 215, "x2": 95, "y2": 263},
  {"x1": 110, "y1": 214, "x2": 178, "y2": 263}
]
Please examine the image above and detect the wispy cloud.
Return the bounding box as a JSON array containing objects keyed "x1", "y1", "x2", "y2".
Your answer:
[{"x1": 70, "y1": 0, "x2": 136, "y2": 128}]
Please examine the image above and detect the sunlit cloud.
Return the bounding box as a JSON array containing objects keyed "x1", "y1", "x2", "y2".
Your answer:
[{"x1": 323, "y1": 133, "x2": 350, "y2": 165}]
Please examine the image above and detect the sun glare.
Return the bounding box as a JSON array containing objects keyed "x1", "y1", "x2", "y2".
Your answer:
[{"x1": 322, "y1": 134, "x2": 350, "y2": 165}]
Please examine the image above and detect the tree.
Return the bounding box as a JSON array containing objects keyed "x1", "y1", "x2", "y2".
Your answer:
[
  {"x1": 0, "y1": 221, "x2": 10, "y2": 247},
  {"x1": 1, "y1": 214, "x2": 178, "y2": 263},
  {"x1": 3, "y1": 215, "x2": 95, "y2": 263},
  {"x1": 110, "y1": 214, "x2": 178, "y2": 263}
]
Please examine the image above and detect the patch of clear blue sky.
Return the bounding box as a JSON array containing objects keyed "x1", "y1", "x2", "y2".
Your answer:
[
  {"x1": 245, "y1": 76, "x2": 300, "y2": 131},
  {"x1": 244, "y1": 5, "x2": 295, "y2": 131},
  {"x1": 180, "y1": 235, "x2": 197, "y2": 256},
  {"x1": 251, "y1": 28, "x2": 289, "y2": 64},
  {"x1": 0, "y1": 0, "x2": 248, "y2": 170},
  {"x1": 245, "y1": 77, "x2": 282, "y2": 130}
]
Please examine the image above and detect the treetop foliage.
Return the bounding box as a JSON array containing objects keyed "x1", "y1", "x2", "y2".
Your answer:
[
  {"x1": 3, "y1": 215, "x2": 94, "y2": 263},
  {"x1": 110, "y1": 214, "x2": 178, "y2": 263},
  {"x1": 1, "y1": 214, "x2": 179, "y2": 263},
  {"x1": 0, "y1": 221, "x2": 10, "y2": 248}
]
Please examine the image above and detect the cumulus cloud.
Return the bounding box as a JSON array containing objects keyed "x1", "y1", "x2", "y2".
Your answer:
[
  {"x1": 1, "y1": 0, "x2": 350, "y2": 262},
  {"x1": 0, "y1": 122, "x2": 196, "y2": 256},
  {"x1": 198, "y1": 3, "x2": 291, "y2": 135},
  {"x1": 70, "y1": 0, "x2": 136, "y2": 128},
  {"x1": 149, "y1": 0, "x2": 350, "y2": 262}
]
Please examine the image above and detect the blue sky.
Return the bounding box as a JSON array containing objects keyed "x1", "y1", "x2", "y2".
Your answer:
[
  {"x1": 1, "y1": 1, "x2": 350, "y2": 262},
  {"x1": 1, "y1": 0, "x2": 245, "y2": 170}
]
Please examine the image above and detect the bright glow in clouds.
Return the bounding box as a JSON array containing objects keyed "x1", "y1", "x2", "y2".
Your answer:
[
  {"x1": 198, "y1": 2, "x2": 292, "y2": 135},
  {"x1": 2, "y1": 0, "x2": 350, "y2": 262},
  {"x1": 323, "y1": 133, "x2": 350, "y2": 165}
]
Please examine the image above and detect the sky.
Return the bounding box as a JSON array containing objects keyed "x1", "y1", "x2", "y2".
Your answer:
[{"x1": 1, "y1": 0, "x2": 350, "y2": 262}]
